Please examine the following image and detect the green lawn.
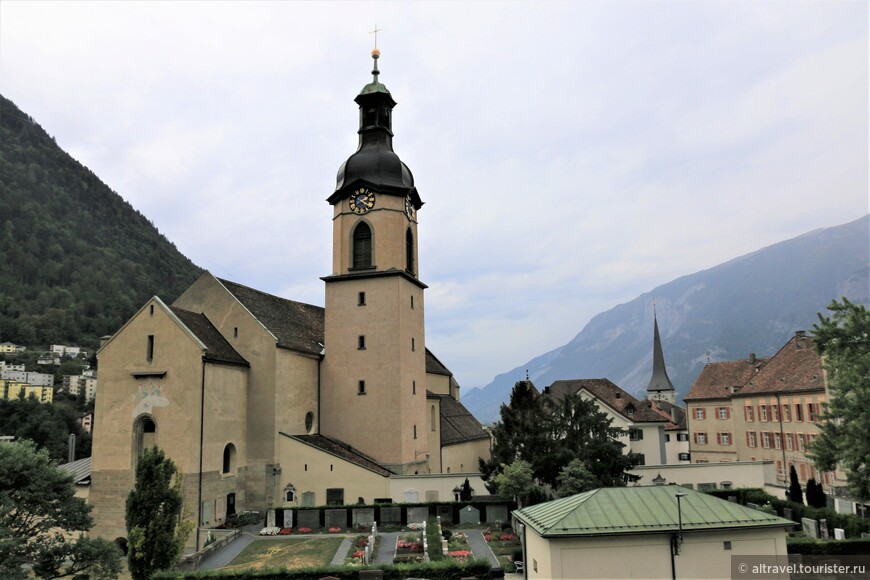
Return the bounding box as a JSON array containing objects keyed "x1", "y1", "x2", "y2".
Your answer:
[{"x1": 225, "y1": 537, "x2": 344, "y2": 571}]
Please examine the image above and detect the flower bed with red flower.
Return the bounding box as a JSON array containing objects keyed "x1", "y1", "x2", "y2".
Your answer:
[
  {"x1": 297, "y1": 527, "x2": 313, "y2": 534},
  {"x1": 278, "y1": 527, "x2": 293, "y2": 535},
  {"x1": 328, "y1": 527, "x2": 342, "y2": 533}
]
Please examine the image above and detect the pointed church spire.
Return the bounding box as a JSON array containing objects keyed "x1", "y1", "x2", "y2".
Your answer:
[{"x1": 647, "y1": 302, "x2": 676, "y2": 402}]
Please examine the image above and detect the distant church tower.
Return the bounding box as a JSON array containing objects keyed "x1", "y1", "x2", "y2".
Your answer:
[
  {"x1": 320, "y1": 49, "x2": 429, "y2": 474},
  {"x1": 646, "y1": 304, "x2": 676, "y2": 404}
]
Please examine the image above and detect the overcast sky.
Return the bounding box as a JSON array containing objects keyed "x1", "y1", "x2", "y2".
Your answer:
[{"x1": 1, "y1": 1, "x2": 867, "y2": 388}]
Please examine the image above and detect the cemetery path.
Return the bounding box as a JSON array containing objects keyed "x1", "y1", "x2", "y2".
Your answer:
[
  {"x1": 373, "y1": 532, "x2": 398, "y2": 565},
  {"x1": 461, "y1": 529, "x2": 500, "y2": 567},
  {"x1": 196, "y1": 528, "x2": 258, "y2": 570},
  {"x1": 330, "y1": 536, "x2": 355, "y2": 566}
]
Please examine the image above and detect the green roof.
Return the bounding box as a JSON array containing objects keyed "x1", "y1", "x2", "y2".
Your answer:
[{"x1": 513, "y1": 486, "x2": 794, "y2": 538}]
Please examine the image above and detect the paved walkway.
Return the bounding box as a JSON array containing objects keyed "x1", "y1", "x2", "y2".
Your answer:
[
  {"x1": 330, "y1": 536, "x2": 355, "y2": 566},
  {"x1": 196, "y1": 528, "x2": 259, "y2": 570},
  {"x1": 373, "y1": 532, "x2": 398, "y2": 565},
  {"x1": 460, "y1": 529, "x2": 500, "y2": 567}
]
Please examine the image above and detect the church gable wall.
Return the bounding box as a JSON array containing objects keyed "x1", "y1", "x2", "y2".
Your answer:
[{"x1": 426, "y1": 371, "x2": 451, "y2": 396}]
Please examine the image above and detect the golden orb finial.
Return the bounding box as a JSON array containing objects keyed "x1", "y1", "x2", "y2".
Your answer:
[{"x1": 371, "y1": 47, "x2": 381, "y2": 58}]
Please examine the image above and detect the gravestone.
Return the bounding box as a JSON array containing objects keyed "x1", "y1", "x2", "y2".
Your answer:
[
  {"x1": 283, "y1": 509, "x2": 293, "y2": 528},
  {"x1": 783, "y1": 508, "x2": 794, "y2": 521},
  {"x1": 728, "y1": 496, "x2": 737, "y2": 503},
  {"x1": 486, "y1": 505, "x2": 509, "y2": 524},
  {"x1": 862, "y1": 533, "x2": 870, "y2": 539},
  {"x1": 459, "y1": 505, "x2": 480, "y2": 525},
  {"x1": 353, "y1": 508, "x2": 375, "y2": 528},
  {"x1": 407, "y1": 506, "x2": 428, "y2": 525},
  {"x1": 380, "y1": 506, "x2": 401, "y2": 524},
  {"x1": 325, "y1": 509, "x2": 346, "y2": 530},
  {"x1": 437, "y1": 505, "x2": 453, "y2": 524},
  {"x1": 820, "y1": 518, "x2": 830, "y2": 539},
  {"x1": 266, "y1": 509, "x2": 276, "y2": 528},
  {"x1": 297, "y1": 510, "x2": 320, "y2": 530},
  {"x1": 834, "y1": 528, "x2": 846, "y2": 540},
  {"x1": 801, "y1": 517, "x2": 820, "y2": 539}
]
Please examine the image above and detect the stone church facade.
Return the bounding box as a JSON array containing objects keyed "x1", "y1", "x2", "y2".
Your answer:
[{"x1": 89, "y1": 49, "x2": 490, "y2": 546}]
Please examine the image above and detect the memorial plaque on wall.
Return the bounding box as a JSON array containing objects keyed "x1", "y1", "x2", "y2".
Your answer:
[
  {"x1": 297, "y1": 510, "x2": 320, "y2": 530},
  {"x1": 407, "y1": 506, "x2": 428, "y2": 525},
  {"x1": 380, "y1": 506, "x2": 401, "y2": 524},
  {"x1": 437, "y1": 505, "x2": 453, "y2": 524},
  {"x1": 459, "y1": 505, "x2": 480, "y2": 525},
  {"x1": 353, "y1": 508, "x2": 375, "y2": 528},
  {"x1": 486, "y1": 505, "x2": 509, "y2": 524}
]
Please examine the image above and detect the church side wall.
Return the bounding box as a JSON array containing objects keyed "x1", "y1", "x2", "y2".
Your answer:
[
  {"x1": 276, "y1": 435, "x2": 390, "y2": 507},
  {"x1": 173, "y1": 273, "x2": 280, "y2": 506},
  {"x1": 274, "y1": 349, "x2": 319, "y2": 437},
  {"x1": 426, "y1": 373, "x2": 450, "y2": 396},
  {"x1": 442, "y1": 439, "x2": 490, "y2": 476}
]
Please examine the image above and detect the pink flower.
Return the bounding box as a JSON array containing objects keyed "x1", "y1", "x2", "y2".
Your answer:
[
  {"x1": 297, "y1": 527, "x2": 312, "y2": 533},
  {"x1": 328, "y1": 527, "x2": 342, "y2": 533}
]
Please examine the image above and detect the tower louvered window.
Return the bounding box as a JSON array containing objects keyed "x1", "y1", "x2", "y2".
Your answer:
[{"x1": 352, "y1": 222, "x2": 372, "y2": 268}]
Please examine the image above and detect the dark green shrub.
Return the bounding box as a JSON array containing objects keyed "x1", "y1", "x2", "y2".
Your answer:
[{"x1": 787, "y1": 538, "x2": 870, "y2": 555}]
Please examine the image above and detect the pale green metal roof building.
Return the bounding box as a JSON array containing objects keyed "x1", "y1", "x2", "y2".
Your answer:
[{"x1": 514, "y1": 486, "x2": 793, "y2": 538}]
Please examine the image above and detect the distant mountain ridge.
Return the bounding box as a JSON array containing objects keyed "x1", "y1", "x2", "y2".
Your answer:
[
  {"x1": 463, "y1": 216, "x2": 870, "y2": 423},
  {"x1": 0, "y1": 94, "x2": 202, "y2": 348}
]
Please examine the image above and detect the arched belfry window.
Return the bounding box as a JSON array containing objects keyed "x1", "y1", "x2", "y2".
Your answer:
[
  {"x1": 406, "y1": 228, "x2": 415, "y2": 275},
  {"x1": 133, "y1": 415, "x2": 156, "y2": 465},
  {"x1": 352, "y1": 222, "x2": 373, "y2": 269}
]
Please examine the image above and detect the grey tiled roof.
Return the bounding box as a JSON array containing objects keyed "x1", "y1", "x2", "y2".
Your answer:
[
  {"x1": 543, "y1": 379, "x2": 668, "y2": 423},
  {"x1": 281, "y1": 433, "x2": 393, "y2": 477},
  {"x1": 58, "y1": 456, "x2": 91, "y2": 484},
  {"x1": 425, "y1": 349, "x2": 451, "y2": 376},
  {"x1": 218, "y1": 279, "x2": 325, "y2": 356},
  {"x1": 170, "y1": 307, "x2": 249, "y2": 366},
  {"x1": 428, "y1": 392, "x2": 490, "y2": 446}
]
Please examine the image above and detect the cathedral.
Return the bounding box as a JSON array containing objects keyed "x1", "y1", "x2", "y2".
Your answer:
[{"x1": 89, "y1": 49, "x2": 491, "y2": 547}]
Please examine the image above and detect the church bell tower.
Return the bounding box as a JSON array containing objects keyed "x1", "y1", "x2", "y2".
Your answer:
[{"x1": 320, "y1": 49, "x2": 429, "y2": 474}]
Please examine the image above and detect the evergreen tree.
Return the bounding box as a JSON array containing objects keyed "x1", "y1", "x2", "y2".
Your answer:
[
  {"x1": 788, "y1": 465, "x2": 804, "y2": 505},
  {"x1": 0, "y1": 440, "x2": 121, "y2": 580},
  {"x1": 125, "y1": 447, "x2": 190, "y2": 580},
  {"x1": 809, "y1": 298, "x2": 870, "y2": 501},
  {"x1": 480, "y1": 380, "x2": 641, "y2": 495}
]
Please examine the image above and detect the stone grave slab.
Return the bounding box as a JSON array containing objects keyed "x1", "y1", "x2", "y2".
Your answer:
[
  {"x1": 486, "y1": 505, "x2": 509, "y2": 524},
  {"x1": 459, "y1": 505, "x2": 480, "y2": 525},
  {"x1": 801, "y1": 518, "x2": 819, "y2": 539},
  {"x1": 353, "y1": 508, "x2": 375, "y2": 528},
  {"x1": 325, "y1": 509, "x2": 347, "y2": 530},
  {"x1": 407, "y1": 506, "x2": 428, "y2": 525},
  {"x1": 380, "y1": 506, "x2": 401, "y2": 524},
  {"x1": 834, "y1": 528, "x2": 846, "y2": 540},
  {"x1": 437, "y1": 505, "x2": 453, "y2": 524},
  {"x1": 297, "y1": 510, "x2": 320, "y2": 530},
  {"x1": 783, "y1": 508, "x2": 793, "y2": 521}
]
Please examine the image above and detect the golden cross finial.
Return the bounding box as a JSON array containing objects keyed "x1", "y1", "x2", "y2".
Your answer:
[{"x1": 370, "y1": 25, "x2": 383, "y2": 49}]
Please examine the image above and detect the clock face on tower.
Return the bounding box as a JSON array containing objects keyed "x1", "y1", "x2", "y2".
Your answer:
[
  {"x1": 404, "y1": 195, "x2": 416, "y2": 220},
  {"x1": 349, "y1": 188, "x2": 376, "y2": 214}
]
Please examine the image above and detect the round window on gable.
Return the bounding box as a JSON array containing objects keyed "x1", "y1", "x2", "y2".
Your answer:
[{"x1": 305, "y1": 412, "x2": 314, "y2": 434}]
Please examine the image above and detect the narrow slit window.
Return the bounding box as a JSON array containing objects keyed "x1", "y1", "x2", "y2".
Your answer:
[
  {"x1": 358, "y1": 380, "x2": 366, "y2": 395},
  {"x1": 358, "y1": 336, "x2": 366, "y2": 350},
  {"x1": 358, "y1": 291, "x2": 366, "y2": 306},
  {"x1": 146, "y1": 335, "x2": 154, "y2": 362},
  {"x1": 411, "y1": 338, "x2": 415, "y2": 352}
]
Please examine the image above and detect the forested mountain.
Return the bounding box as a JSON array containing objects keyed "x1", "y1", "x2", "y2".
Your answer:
[
  {"x1": 0, "y1": 95, "x2": 202, "y2": 348},
  {"x1": 464, "y1": 216, "x2": 870, "y2": 423}
]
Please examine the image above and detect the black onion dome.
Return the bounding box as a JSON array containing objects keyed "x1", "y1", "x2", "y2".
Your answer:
[{"x1": 328, "y1": 49, "x2": 421, "y2": 207}]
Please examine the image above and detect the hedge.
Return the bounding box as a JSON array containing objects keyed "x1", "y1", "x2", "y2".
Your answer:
[
  {"x1": 153, "y1": 558, "x2": 492, "y2": 580},
  {"x1": 705, "y1": 488, "x2": 870, "y2": 537},
  {"x1": 787, "y1": 537, "x2": 870, "y2": 555}
]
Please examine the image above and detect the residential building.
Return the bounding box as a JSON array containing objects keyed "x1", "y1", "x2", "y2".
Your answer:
[
  {"x1": 685, "y1": 331, "x2": 842, "y2": 491},
  {"x1": 0, "y1": 342, "x2": 25, "y2": 354},
  {"x1": 1, "y1": 381, "x2": 53, "y2": 403},
  {"x1": 65, "y1": 374, "x2": 97, "y2": 402},
  {"x1": 37, "y1": 352, "x2": 61, "y2": 365}
]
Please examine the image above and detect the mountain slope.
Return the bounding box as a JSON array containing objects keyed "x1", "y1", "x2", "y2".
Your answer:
[
  {"x1": 464, "y1": 216, "x2": 869, "y2": 423},
  {"x1": 0, "y1": 94, "x2": 202, "y2": 347}
]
